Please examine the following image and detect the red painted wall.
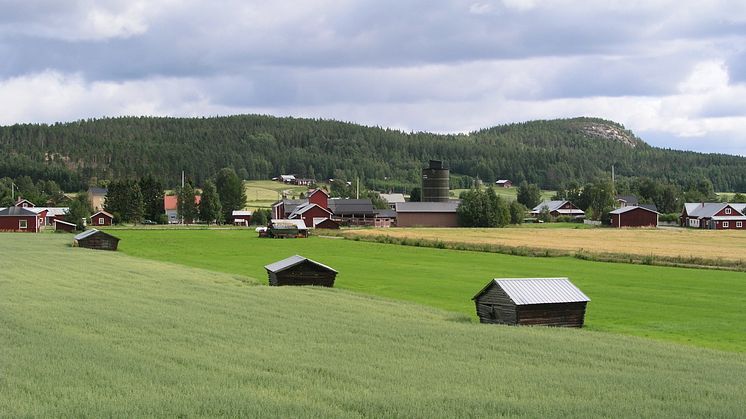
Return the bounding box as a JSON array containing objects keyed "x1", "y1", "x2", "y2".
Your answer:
[
  {"x1": 611, "y1": 208, "x2": 658, "y2": 228},
  {"x1": 308, "y1": 190, "x2": 329, "y2": 209},
  {"x1": 291, "y1": 205, "x2": 331, "y2": 227},
  {"x1": 91, "y1": 214, "x2": 113, "y2": 226},
  {"x1": 0, "y1": 215, "x2": 39, "y2": 232}
]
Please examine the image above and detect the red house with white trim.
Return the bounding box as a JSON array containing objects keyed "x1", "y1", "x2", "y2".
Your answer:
[
  {"x1": 288, "y1": 203, "x2": 333, "y2": 227},
  {"x1": 0, "y1": 206, "x2": 41, "y2": 232},
  {"x1": 680, "y1": 203, "x2": 746, "y2": 229},
  {"x1": 90, "y1": 210, "x2": 114, "y2": 226}
]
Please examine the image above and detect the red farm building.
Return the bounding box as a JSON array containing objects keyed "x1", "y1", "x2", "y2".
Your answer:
[
  {"x1": 90, "y1": 210, "x2": 114, "y2": 226},
  {"x1": 609, "y1": 206, "x2": 659, "y2": 228},
  {"x1": 0, "y1": 206, "x2": 42, "y2": 232},
  {"x1": 681, "y1": 203, "x2": 746, "y2": 230}
]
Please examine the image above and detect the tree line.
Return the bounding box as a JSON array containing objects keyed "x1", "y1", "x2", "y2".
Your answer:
[{"x1": 1, "y1": 115, "x2": 745, "y2": 194}]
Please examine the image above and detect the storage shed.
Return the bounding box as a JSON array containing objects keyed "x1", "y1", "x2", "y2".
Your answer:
[
  {"x1": 472, "y1": 278, "x2": 590, "y2": 327},
  {"x1": 54, "y1": 219, "x2": 77, "y2": 233},
  {"x1": 264, "y1": 255, "x2": 338, "y2": 287},
  {"x1": 609, "y1": 206, "x2": 659, "y2": 228},
  {"x1": 73, "y1": 229, "x2": 120, "y2": 251}
]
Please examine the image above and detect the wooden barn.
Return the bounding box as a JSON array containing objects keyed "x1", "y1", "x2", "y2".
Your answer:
[
  {"x1": 264, "y1": 255, "x2": 338, "y2": 287},
  {"x1": 472, "y1": 278, "x2": 590, "y2": 327},
  {"x1": 73, "y1": 229, "x2": 120, "y2": 251},
  {"x1": 0, "y1": 206, "x2": 41, "y2": 232},
  {"x1": 609, "y1": 206, "x2": 659, "y2": 228}
]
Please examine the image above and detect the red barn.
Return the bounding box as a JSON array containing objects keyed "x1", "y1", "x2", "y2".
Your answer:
[
  {"x1": 288, "y1": 203, "x2": 333, "y2": 227},
  {"x1": 0, "y1": 207, "x2": 41, "y2": 232},
  {"x1": 609, "y1": 206, "x2": 659, "y2": 228},
  {"x1": 307, "y1": 188, "x2": 329, "y2": 209},
  {"x1": 90, "y1": 210, "x2": 114, "y2": 226}
]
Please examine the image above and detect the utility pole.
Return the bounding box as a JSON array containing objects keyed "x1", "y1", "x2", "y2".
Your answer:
[
  {"x1": 356, "y1": 177, "x2": 359, "y2": 199},
  {"x1": 11, "y1": 181, "x2": 15, "y2": 201}
]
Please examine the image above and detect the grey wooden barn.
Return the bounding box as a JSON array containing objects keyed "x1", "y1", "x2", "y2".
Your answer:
[
  {"x1": 264, "y1": 255, "x2": 337, "y2": 287},
  {"x1": 73, "y1": 229, "x2": 120, "y2": 251},
  {"x1": 472, "y1": 278, "x2": 590, "y2": 327}
]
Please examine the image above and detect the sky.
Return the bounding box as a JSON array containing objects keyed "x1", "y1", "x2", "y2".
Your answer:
[{"x1": 1, "y1": 0, "x2": 745, "y2": 155}]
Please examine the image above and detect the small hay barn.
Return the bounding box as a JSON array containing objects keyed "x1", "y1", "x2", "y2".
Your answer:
[
  {"x1": 73, "y1": 229, "x2": 120, "y2": 251},
  {"x1": 264, "y1": 255, "x2": 337, "y2": 287},
  {"x1": 472, "y1": 278, "x2": 590, "y2": 327},
  {"x1": 54, "y1": 219, "x2": 77, "y2": 233}
]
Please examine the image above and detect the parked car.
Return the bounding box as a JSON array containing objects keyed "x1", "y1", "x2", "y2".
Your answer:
[{"x1": 142, "y1": 219, "x2": 157, "y2": 225}]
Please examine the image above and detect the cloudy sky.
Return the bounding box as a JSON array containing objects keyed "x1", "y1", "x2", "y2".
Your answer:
[{"x1": 1, "y1": 1, "x2": 745, "y2": 155}]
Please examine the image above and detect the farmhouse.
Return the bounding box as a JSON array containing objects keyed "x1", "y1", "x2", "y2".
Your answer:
[
  {"x1": 609, "y1": 206, "x2": 659, "y2": 228},
  {"x1": 472, "y1": 278, "x2": 590, "y2": 327},
  {"x1": 395, "y1": 201, "x2": 460, "y2": 227},
  {"x1": 90, "y1": 210, "x2": 114, "y2": 226},
  {"x1": 531, "y1": 200, "x2": 585, "y2": 218},
  {"x1": 73, "y1": 229, "x2": 120, "y2": 251},
  {"x1": 495, "y1": 179, "x2": 512, "y2": 188},
  {"x1": 615, "y1": 194, "x2": 639, "y2": 207},
  {"x1": 288, "y1": 203, "x2": 333, "y2": 227},
  {"x1": 680, "y1": 203, "x2": 746, "y2": 229},
  {"x1": 264, "y1": 255, "x2": 338, "y2": 287},
  {"x1": 13, "y1": 198, "x2": 35, "y2": 208},
  {"x1": 164, "y1": 195, "x2": 202, "y2": 223},
  {"x1": 0, "y1": 206, "x2": 41, "y2": 232},
  {"x1": 87, "y1": 187, "x2": 108, "y2": 212}
]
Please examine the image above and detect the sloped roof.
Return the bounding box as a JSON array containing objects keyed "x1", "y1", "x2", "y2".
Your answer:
[
  {"x1": 639, "y1": 203, "x2": 658, "y2": 212},
  {"x1": 0, "y1": 206, "x2": 38, "y2": 216},
  {"x1": 91, "y1": 210, "x2": 114, "y2": 218},
  {"x1": 54, "y1": 219, "x2": 77, "y2": 227},
  {"x1": 684, "y1": 202, "x2": 744, "y2": 218},
  {"x1": 532, "y1": 200, "x2": 567, "y2": 212},
  {"x1": 232, "y1": 210, "x2": 253, "y2": 216},
  {"x1": 163, "y1": 195, "x2": 202, "y2": 211},
  {"x1": 375, "y1": 209, "x2": 397, "y2": 218},
  {"x1": 395, "y1": 201, "x2": 460, "y2": 213},
  {"x1": 615, "y1": 195, "x2": 639, "y2": 205},
  {"x1": 264, "y1": 255, "x2": 337, "y2": 273},
  {"x1": 496, "y1": 179, "x2": 511, "y2": 184},
  {"x1": 609, "y1": 206, "x2": 659, "y2": 215},
  {"x1": 328, "y1": 199, "x2": 375, "y2": 215},
  {"x1": 87, "y1": 187, "x2": 108, "y2": 196},
  {"x1": 473, "y1": 278, "x2": 590, "y2": 305},
  {"x1": 288, "y1": 203, "x2": 331, "y2": 218},
  {"x1": 270, "y1": 219, "x2": 308, "y2": 230},
  {"x1": 74, "y1": 228, "x2": 120, "y2": 242}
]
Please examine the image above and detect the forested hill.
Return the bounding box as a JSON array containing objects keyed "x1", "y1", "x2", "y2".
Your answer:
[{"x1": 1, "y1": 115, "x2": 745, "y2": 192}]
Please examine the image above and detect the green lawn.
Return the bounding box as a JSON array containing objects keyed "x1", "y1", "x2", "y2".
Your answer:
[
  {"x1": 2, "y1": 233, "x2": 745, "y2": 417},
  {"x1": 450, "y1": 186, "x2": 555, "y2": 201},
  {"x1": 112, "y1": 229, "x2": 746, "y2": 352},
  {"x1": 244, "y1": 180, "x2": 314, "y2": 209}
]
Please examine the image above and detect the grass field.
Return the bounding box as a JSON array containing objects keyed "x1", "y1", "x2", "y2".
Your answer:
[
  {"x1": 111, "y1": 229, "x2": 746, "y2": 352},
  {"x1": 244, "y1": 180, "x2": 310, "y2": 209},
  {"x1": 449, "y1": 187, "x2": 555, "y2": 201},
  {"x1": 2, "y1": 233, "x2": 746, "y2": 417},
  {"x1": 343, "y1": 226, "x2": 746, "y2": 264}
]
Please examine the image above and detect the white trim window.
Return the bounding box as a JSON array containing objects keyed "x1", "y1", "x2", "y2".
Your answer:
[
  {"x1": 723, "y1": 221, "x2": 729, "y2": 228},
  {"x1": 725, "y1": 208, "x2": 732, "y2": 215},
  {"x1": 98, "y1": 217, "x2": 105, "y2": 225},
  {"x1": 19, "y1": 219, "x2": 27, "y2": 229},
  {"x1": 737, "y1": 221, "x2": 743, "y2": 228}
]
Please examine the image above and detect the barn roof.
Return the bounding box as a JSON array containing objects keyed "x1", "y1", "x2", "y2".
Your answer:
[
  {"x1": 270, "y1": 219, "x2": 308, "y2": 230},
  {"x1": 264, "y1": 255, "x2": 337, "y2": 273},
  {"x1": 91, "y1": 210, "x2": 114, "y2": 218},
  {"x1": 54, "y1": 219, "x2": 77, "y2": 227},
  {"x1": 288, "y1": 203, "x2": 332, "y2": 218},
  {"x1": 615, "y1": 195, "x2": 639, "y2": 205},
  {"x1": 0, "y1": 206, "x2": 38, "y2": 216},
  {"x1": 74, "y1": 228, "x2": 120, "y2": 241},
  {"x1": 609, "y1": 206, "x2": 659, "y2": 215},
  {"x1": 395, "y1": 201, "x2": 460, "y2": 213},
  {"x1": 684, "y1": 203, "x2": 745, "y2": 218},
  {"x1": 328, "y1": 198, "x2": 375, "y2": 215},
  {"x1": 379, "y1": 193, "x2": 405, "y2": 204},
  {"x1": 473, "y1": 278, "x2": 590, "y2": 305}
]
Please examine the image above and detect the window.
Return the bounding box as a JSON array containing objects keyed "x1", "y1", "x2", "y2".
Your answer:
[
  {"x1": 723, "y1": 222, "x2": 729, "y2": 228},
  {"x1": 737, "y1": 221, "x2": 743, "y2": 228},
  {"x1": 98, "y1": 217, "x2": 105, "y2": 225},
  {"x1": 725, "y1": 208, "x2": 732, "y2": 215},
  {"x1": 19, "y1": 220, "x2": 27, "y2": 229}
]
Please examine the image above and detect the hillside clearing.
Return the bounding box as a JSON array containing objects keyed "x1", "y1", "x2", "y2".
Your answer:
[
  {"x1": 1, "y1": 233, "x2": 745, "y2": 417},
  {"x1": 112, "y1": 229, "x2": 746, "y2": 352}
]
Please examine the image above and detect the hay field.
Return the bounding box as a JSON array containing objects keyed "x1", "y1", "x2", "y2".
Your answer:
[
  {"x1": 244, "y1": 180, "x2": 310, "y2": 209},
  {"x1": 2, "y1": 233, "x2": 746, "y2": 417},
  {"x1": 345, "y1": 227, "x2": 746, "y2": 263}
]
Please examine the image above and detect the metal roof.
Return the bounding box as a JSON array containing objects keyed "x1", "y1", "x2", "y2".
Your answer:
[
  {"x1": 288, "y1": 203, "x2": 331, "y2": 218},
  {"x1": 87, "y1": 187, "x2": 108, "y2": 195},
  {"x1": 54, "y1": 219, "x2": 77, "y2": 227},
  {"x1": 327, "y1": 199, "x2": 375, "y2": 215},
  {"x1": 473, "y1": 278, "x2": 590, "y2": 305},
  {"x1": 610, "y1": 206, "x2": 659, "y2": 215},
  {"x1": 375, "y1": 209, "x2": 397, "y2": 218},
  {"x1": 379, "y1": 193, "x2": 405, "y2": 203},
  {"x1": 270, "y1": 219, "x2": 308, "y2": 230},
  {"x1": 264, "y1": 255, "x2": 337, "y2": 273},
  {"x1": 395, "y1": 201, "x2": 460, "y2": 213},
  {"x1": 74, "y1": 229, "x2": 100, "y2": 240},
  {"x1": 684, "y1": 202, "x2": 745, "y2": 218},
  {"x1": 0, "y1": 206, "x2": 38, "y2": 216},
  {"x1": 615, "y1": 195, "x2": 639, "y2": 205},
  {"x1": 532, "y1": 200, "x2": 566, "y2": 212},
  {"x1": 232, "y1": 210, "x2": 253, "y2": 216}
]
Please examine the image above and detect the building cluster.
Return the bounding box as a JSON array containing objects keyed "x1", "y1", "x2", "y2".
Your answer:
[{"x1": 0, "y1": 197, "x2": 72, "y2": 233}]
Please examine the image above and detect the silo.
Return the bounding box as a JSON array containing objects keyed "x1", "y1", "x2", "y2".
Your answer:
[{"x1": 422, "y1": 160, "x2": 449, "y2": 202}]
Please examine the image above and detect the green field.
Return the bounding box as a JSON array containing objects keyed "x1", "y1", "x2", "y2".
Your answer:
[
  {"x1": 2, "y1": 233, "x2": 746, "y2": 417},
  {"x1": 112, "y1": 229, "x2": 746, "y2": 352},
  {"x1": 449, "y1": 186, "x2": 555, "y2": 201}
]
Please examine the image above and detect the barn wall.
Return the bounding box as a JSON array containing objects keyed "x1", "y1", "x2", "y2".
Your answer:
[
  {"x1": 78, "y1": 235, "x2": 119, "y2": 251},
  {"x1": 269, "y1": 262, "x2": 336, "y2": 287},
  {"x1": 0, "y1": 216, "x2": 39, "y2": 232},
  {"x1": 474, "y1": 284, "x2": 518, "y2": 325},
  {"x1": 516, "y1": 302, "x2": 587, "y2": 327},
  {"x1": 294, "y1": 206, "x2": 330, "y2": 227},
  {"x1": 396, "y1": 212, "x2": 458, "y2": 227},
  {"x1": 309, "y1": 192, "x2": 328, "y2": 209},
  {"x1": 612, "y1": 208, "x2": 658, "y2": 228}
]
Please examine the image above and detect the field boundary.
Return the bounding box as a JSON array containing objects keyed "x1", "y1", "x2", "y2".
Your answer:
[{"x1": 335, "y1": 231, "x2": 746, "y2": 272}]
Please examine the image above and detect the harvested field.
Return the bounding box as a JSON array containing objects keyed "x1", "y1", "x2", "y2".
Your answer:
[{"x1": 344, "y1": 227, "x2": 746, "y2": 263}]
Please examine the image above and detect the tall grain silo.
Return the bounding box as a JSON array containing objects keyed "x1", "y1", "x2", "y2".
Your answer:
[{"x1": 422, "y1": 160, "x2": 449, "y2": 202}]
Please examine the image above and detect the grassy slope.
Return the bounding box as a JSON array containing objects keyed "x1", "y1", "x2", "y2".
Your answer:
[
  {"x1": 112, "y1": 230, "x2": 746, "y2": 352},
  {"x1": 244, "y1": 180, "x2": 312, "y2": 209},
  {"x1": 1, "y1": 233, "x2": 745, "y2": 417},
  {"x1": 449, "y1": 187, "x2": 555, "y2": 201}
]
